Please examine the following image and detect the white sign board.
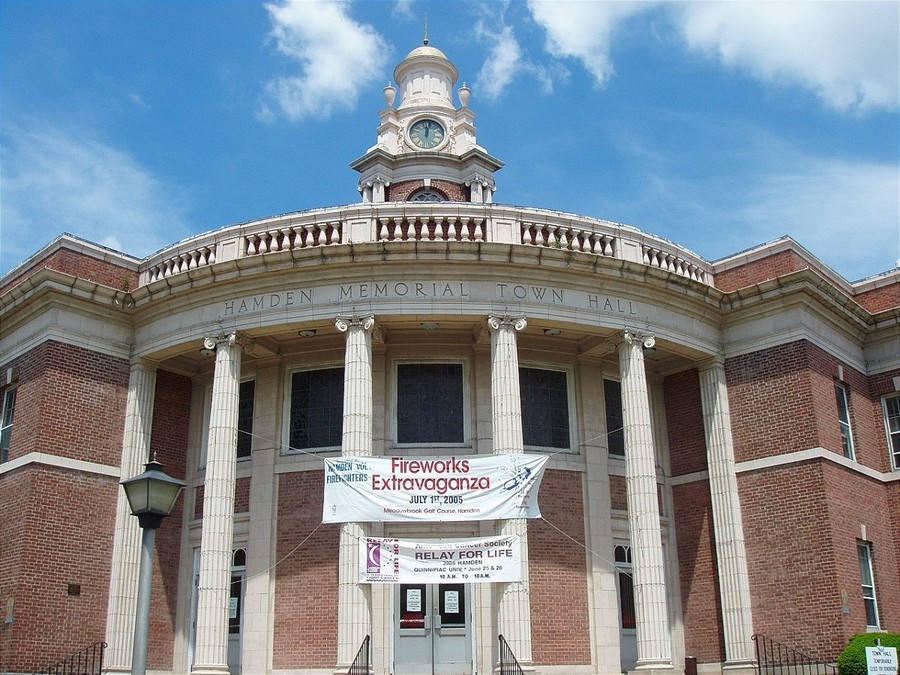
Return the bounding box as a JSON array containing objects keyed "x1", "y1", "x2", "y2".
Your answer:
[
  {"x1": 360, "y1": 536, "x2": 522, "y2": 584},
  {"x1": 324, "y1": 454, "x2": 547, "y2": 523},
  {"x1": 867, "y1": 646, "x2": 898, "y2": 675}
]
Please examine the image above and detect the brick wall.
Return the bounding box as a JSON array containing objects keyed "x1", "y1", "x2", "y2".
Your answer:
[
  {"x1": 822, "y1": 463, "x2": 899, "y2": 638},
  {"x1": 853, "y1": 282, "x2": 900, "y2": 314},
  {"x1": 610, "y1": 474, "x2": 627, "y2": 511},
  {"x1": 740, "y1": 461, "x2": 843, "y2": 659},
  {"x1": 387, "y1": 179, "x2": 468, "y2": 202},
  {"x1": 740, "y1": 459, "x2": 899, "y2": 659},
  {"x1": 273, "y1": 471, "x2": 340, "y2": 669},
  {"x1": 0, "y1": 247, "x2": 138, "y2": 296},
  {"x1": 528, "y1": 469, "x2": 591, "y2": 665},
  {"x1": 146, "y1": 369, "x2": 191, "y2": 670},
  {"x1": 672, "y1": 481, "x2": 724, "y2": 663},
  {"x1": 714, "y1": 250, "x2": 810, "y2": 292},
  {"x1": 0, "y1": 341, "x2": 130, "y2": 466},
  {"x1": 194, "y1": 477, "x2": 251, "y2": 519},
  {"x1": 725, "y1": 340, "x2": 854, "y2": 463},
  {"x1": 0, "y1": 466, "x2": 118, "y2": 673},
  {"x1": 664, "y1": 368, "x2": 707, "y2": 476}
]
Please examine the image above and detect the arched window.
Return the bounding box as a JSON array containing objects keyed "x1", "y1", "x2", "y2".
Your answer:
[{"x1": 409, "y1": 188, "x2": 445, "y2": 202}]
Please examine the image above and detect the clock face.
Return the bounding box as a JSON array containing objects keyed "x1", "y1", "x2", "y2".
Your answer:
[{"x1": 409, "y1": 119, "x2": 445, "y2": 149}]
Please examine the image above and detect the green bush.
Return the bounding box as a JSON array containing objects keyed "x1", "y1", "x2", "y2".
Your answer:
[{"x1": 837, "y1": 632, "x2": 900, "y2": 675}]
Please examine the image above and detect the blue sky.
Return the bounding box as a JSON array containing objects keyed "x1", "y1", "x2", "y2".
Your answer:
[{"x1": 2, "y1": 0, "x2": 898, "y2": 283}]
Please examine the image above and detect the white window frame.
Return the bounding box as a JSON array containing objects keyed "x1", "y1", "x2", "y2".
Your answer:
[
  {"x1": 857, "y1": 541, "x2": 879, "y2": 628},
  {"x1": 0, "y1": 387, "x2": 16, "y2": 464},
  {"x1": 881, "y1": 393, "x2": 900, "y2": 470},
  {"x1": 835, "y1": 382, "x2": 855, "y2": 460},
  {"x1": 391, "y1": 359, "x2": 471, "y2": 449},
  {"x1": 282, "y1": 364, "x2": 345, "y2": 455},
  {"x1": 519, "y1": 363, "x2": 577, "y2": 454}
]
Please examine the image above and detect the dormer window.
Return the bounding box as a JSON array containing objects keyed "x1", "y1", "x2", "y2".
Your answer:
[{"x1": 409, "y1": 188, "x2": 445, "y2": 202}]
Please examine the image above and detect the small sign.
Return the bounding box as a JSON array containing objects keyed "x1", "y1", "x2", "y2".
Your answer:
[
  {"x1": 406, "y1": 588, "x2": 422, "y2": 613},
  {"x1": 866, "y1": 646, "x2": 898, "y2": 675},
  {"x1": 444, "y1": 590, "x2": 459, "y2": 614},
  {"x1": 229, "y1": 597, "x2": 239, "y2": 619}
]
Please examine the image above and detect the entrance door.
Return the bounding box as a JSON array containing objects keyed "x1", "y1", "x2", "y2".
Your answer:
[{"x1": 394, "y1": 583, "x2": 472, "y2": 675}]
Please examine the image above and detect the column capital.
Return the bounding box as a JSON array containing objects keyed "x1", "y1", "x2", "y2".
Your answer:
[
  {"x1": 202, "y1": 332, "x2": 243, "y2": 351},
  {"x1": 622, "y1": 328, "x2": 655, "y2": 350},
  {"x1": 487, "y1": 313, "x2": 527, "y2": 332},
  {"x1": 335, "y1": 314, "x2": 375, "y2": 333}
]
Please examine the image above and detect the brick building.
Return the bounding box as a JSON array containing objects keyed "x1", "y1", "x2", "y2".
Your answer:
[{"x1": 0, "y1": 41, "x2": 897, "y2": 675}]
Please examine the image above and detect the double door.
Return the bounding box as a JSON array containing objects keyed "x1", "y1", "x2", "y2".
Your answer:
[{"x1": 394, "y1": 583, "x2": 472, "y2": 675}]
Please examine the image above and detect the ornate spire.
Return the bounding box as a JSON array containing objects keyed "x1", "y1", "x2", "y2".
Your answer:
[{"x1": 423, "y1": 14, "x2": 428, "y2": 45}]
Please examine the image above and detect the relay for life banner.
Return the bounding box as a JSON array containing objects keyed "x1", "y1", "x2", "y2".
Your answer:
[
  {"x1": 360, "y1": 535, "x2": 522, "y2": 584},
  {"x1": 322, "y1": 454, "x2": 548, "y2": 523}
]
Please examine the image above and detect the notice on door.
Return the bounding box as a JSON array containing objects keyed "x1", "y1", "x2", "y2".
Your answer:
[
  {"x1": 444, "y1": 589, "x2": 459, "y2": 614},
  {"x1": 360, "y1": 535, "x2": 522, "y2": 584},
  {"x1": 406, "y1": 587, "x2": 422, "y2": 613}
]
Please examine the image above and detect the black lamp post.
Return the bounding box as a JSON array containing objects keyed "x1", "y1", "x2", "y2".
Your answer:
[{"x1": 121, "y1": 458, "x2": 185, "y2": 675}]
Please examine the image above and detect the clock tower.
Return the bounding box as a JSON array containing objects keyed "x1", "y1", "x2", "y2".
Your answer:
[{"x1": 351, "y1": 39, "x2": 503, "y2": 203}]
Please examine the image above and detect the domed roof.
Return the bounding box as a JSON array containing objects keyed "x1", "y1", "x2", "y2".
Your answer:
[
  {"x1": 393, "y1": 39, "x2": 458, "y2": 89},
  {"x1": 403, "y1": 43, "x2": 450, "y2": 61}
]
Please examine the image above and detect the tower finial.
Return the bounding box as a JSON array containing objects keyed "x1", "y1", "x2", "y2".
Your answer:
[{"x1": 423, "y1": 14, "x2": 428, "y2": 46}]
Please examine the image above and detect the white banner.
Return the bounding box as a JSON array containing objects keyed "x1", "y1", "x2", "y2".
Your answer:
[
  {"x1": 323, "y1": 454, "x2": 548, "y2": 523},
  {"x1": 360, "y1": 536, "x2": 522, "y2": 584}
]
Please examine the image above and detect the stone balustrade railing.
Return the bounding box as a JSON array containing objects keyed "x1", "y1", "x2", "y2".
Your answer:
[{"x1": 139, "y1": 203, "x2": 711, "y2": 287}]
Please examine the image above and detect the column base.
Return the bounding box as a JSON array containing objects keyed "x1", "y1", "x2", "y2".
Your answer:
[
  {"x1": 190, "y1": 664, "x2": 232, "y2": 675},
  {"x1": 630, "y1": 661, "x2": 675, "y2": 675},
  {"x1": 722, "y1": 660, "x2": 758, "y2": 675}
]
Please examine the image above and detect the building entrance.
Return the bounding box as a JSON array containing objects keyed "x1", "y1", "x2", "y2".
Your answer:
[{"x1": 394, "y1": 583, "x2": 473, "y2": 675}]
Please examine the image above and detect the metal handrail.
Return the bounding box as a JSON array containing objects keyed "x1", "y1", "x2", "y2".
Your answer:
[
  {"x1": 499, "y1": 634, "x2": 525, "y2": 675},
  {"x1": 753, "y1": 634, "x2": 837, "y2": 675},
  {"x1": 348, "y1": 634, "x2": 371, "y2": 675},
  {"x1": 31, "y1": 641, "x2": 107, "y2": 675}
]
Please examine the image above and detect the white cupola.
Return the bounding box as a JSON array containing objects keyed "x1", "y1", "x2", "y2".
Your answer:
[{"x1": 351, "y1": 40, "x2": 503, "y2": 204}]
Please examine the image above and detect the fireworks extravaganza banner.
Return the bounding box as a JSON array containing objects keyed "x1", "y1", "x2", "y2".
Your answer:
[
  {"x1": 322, "y1": 454, "x2": 548, "y2": 523},
  {"x1": 359, "y1": 536, "x2": 522, "y2": 584}
]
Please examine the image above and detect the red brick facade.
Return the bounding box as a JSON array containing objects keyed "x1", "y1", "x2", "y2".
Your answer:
[
  {"x1": 529, "y1": 469, "x2": 592, "y2": 665},
  {"x1": 273, "y1": 471, "x2": 340, "y2": 669},
  {"x1": 0, "y1": 247, "x2": 138, "y2": 297},
  {"x1": 387, "y1": 179, "x2": 469, "y2": 202},
  {"x1": 146, "y1": 369, "x2": 191, "y2": 670},
  {"x1": 0, "y1": 466, "x2": 118, "y2": 673}
]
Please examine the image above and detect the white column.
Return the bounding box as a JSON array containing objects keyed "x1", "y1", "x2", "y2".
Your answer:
[
  {"x1": 487, "y1": 314, "x2": 533, "y2": 665},
  {"x1": 619, "y1": 330, "x2": 672, "y2": 672},
  {"x1": 104, "y1": 360, "x2": 157, "y2": 673},
  {"x1": 335, "y1": 314, "x2": 375, "y2": 667},
  {"x1": 698, "y1": 361, "x2": 755, "y2": 671},
  {"x1": 192, "y1": 334, "x2": 241, "y2": 675}
]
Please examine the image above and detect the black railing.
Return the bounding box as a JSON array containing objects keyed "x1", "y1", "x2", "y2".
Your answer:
[
  {"x1": 499, "y1": 634, "x2": 525, "y2": 675},
  {"x1": 753, "y1": 634, "x2": 837, "y2": 675},
  {"x1": 32, "y1": 641, "x2": 107, "y2": 675},
  {"x1": 348, "y1": 634, "x2": 371, "y2": 675}
]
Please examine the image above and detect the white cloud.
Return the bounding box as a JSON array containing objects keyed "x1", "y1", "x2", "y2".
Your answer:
[
  {"x1": 263, "y1": 0, "x2": 390, "y2": 121},
  {"x1": 736, "y1": 157, "x2": 899, "y2": 280},
  {"x1": 0, "y1": 125, "x2": 191, "y2": 275},
  {"x1": 526, "y1": 0, "x2": 651, "y2": 87},
  {"x1": 675, "y1": 2, "x2": 900, "y2": 113},
  {"x1": 392, "y1": 0, "x2": 414, "y2": 21},
  {"x1": 475, "y1": 24, "x2": 524, "y2": 100}
]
